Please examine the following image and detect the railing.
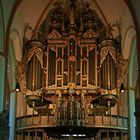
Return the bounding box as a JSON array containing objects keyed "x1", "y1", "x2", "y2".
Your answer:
[
  {"x1": 86, "y1": 114, "x2": 128, "y2": 130},
  {"x1": 16, "y1": 114, "x2": 128, "y2": 131},
  {"x1": 16, "y1": 115, "x2": 56, "y2": 131}
]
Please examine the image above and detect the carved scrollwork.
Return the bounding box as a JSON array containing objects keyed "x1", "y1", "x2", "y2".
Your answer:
[
  {"x1": 117, "y1": 53, "x2": 128, "y2": 86},
  {"x1": 27, "y1": 46, "x2": 43, "y2": 68},
  {"x1": 83, "y1": 29, "x2": 98, "y2": 38},
  {"x1": 100, "y1": 46, "x2": 116, "y2": 66},
  {"x1": 47, "y1": 30, "x2": 62, "y2": 39},
  {"x1": 26, "y1": 89, "x2": 42, "y2": 96},
  {"x1": 16, "y1": 60, "x2": 27, "y2": 93}
]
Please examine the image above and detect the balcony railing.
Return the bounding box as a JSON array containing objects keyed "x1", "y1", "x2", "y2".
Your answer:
[
  {"x1": 86, "y1": 114, "x2": 128, "y2": 130},
  {"x1": 16, "y1": 114, "x2": 128, "y2": 131}
]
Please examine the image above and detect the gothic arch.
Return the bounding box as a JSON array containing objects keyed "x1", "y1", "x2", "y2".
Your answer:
[
  {"x1": 10, "y1": 29, "x2": 22, "y2": 61},
  {"x1": 122, "y1": 26, "x2": 136, "y2": 59},
  {"x1": 0, "y1": 1, "x2": 4, "y2": 52},
  {"x1": 128, "y1": 36, "x2": 137, "y2": 87}
]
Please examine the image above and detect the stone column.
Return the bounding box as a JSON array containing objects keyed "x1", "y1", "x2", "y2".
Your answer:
[
  {"x1": 9, "y1": 92, "x2": 16, "y2": 140},
  {"x1": 0, "y1": 55, "x2": 6, "y2": 112},
  {"x1": 135, "y1": 99, "x2": 140, "y2": 140},
  {"x1": 0, "y1": 110, "x2": 9, "y2": 140},
  {"x1": 135, "y1": 53, "x2": 140, "y2": 140},
  {"x1": 0, "y1": 53, "x2": 8, "y2": 140},
  {"x1": 128, "y1": 89, "x2": 136, "y2": 140}
]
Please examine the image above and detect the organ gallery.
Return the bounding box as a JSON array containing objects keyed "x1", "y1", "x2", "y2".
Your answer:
[{"x1": 16, "y1": 0, "x2": 128, "y2": 139}]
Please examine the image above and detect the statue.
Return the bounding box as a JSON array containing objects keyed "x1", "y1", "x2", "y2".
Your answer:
[{"x1": 69, "y1": 8, "x2": 75, "y2": 25}]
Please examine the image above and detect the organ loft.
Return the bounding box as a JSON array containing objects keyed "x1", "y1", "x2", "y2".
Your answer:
[{"x1": 16, "y1": 0, "x2": 128, "y2": 139}]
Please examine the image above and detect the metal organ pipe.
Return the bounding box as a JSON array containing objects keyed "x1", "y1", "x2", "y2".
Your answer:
[
  {"x1": 98, "y1": 39, "x2": 117, "y2": 91},
  {"x1": 26, "y1": 41, "x2": 45, "y2": 93}
]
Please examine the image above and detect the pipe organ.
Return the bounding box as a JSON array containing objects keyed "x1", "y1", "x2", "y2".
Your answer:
[{"x1": 16, "y1": 0, "x2": 128, "y2": 139}]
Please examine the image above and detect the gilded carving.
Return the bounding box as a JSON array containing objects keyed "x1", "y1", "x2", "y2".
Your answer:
[
  {"x1": 48, "y1": 30, "x2": 62, "y2": 39},
  {"x1": 27, "y1": 46, "x2": 44, "y2": 68},
  {"x1": 83, "y1": 29, "x2": 98, "y2": 38},
  {"x1": 117, "y1": 53, "x2": 128, "y2": 87},
  {"x1": 16, "y1": 60, "x2": 27, "y2": 93},
  {"x1": 26, "y1": 89, "x2": 42, "y2": 96},
  {"x1": 78, "y1": 40, "x2": 96, "y2": 46},
  {"x1": 100, "y1": 46, "x2": 116, "y2": 66}
]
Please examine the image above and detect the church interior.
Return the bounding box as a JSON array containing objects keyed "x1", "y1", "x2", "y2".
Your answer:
[{"x1": 0, "y1": 0, "x2": 140, "y2": 140}]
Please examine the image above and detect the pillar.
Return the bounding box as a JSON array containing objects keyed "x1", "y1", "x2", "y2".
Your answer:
[
  {"x1": 135, "y1": 98, "x2": 140, "y2": 140},
  {"x1": 0, "y1": 54, "x2": 8, "y2": 140},
  {"x1": 135, "y1": 53, "x2": 140, "y2": 140},
  {"x1": 0, "y1": 55, "x2": 5, "y2": 112},
  {"x1": 135, "y1": 54, "x2": 140, "y2": 140},
  {"x1": 128, "y1": 89, "x2": 136, "y2": 140},
  {"x1": 9, "y1": 91, "x2": 16, "y2": 140}
]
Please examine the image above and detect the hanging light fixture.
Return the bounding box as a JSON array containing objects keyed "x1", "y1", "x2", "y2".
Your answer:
[
  {"x1": 120, "y1": 83, "x2": 125, "y2": 93},
  {"x1": 15, "y1": 82, "x2": 20, "y2": 92}
]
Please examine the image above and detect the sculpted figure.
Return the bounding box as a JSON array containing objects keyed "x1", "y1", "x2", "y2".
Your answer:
[{"x1": 69, "y1": 8, "x2": 75, "y2": 25}]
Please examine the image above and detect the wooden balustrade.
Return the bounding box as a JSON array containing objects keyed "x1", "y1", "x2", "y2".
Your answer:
[
  {"x1": 16, "y1": 114, "x2": 128, "y2": 131},
  {"x1": 16, "y1": 115, "x2": 56, "y2": 131},
  {"x1": 86, "y1": 114, "x2": 128, "y2": 130}
]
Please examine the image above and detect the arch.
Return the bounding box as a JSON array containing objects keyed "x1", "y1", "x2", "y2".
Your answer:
[
  {"x1": 128, "y1": 36, "x2": 137, "y2": 87},
  {"x1": 0, "y1": 1, "x2": 5, "y2": 53},
  {"x1": 122, "y1": 26, "x2": 136, "y2": 59},
  {"x1": 8, "y1": 39, "x2": 16, "y2": 89},
  {"x1": 10, "y1": 29, "x2": 22, "y2": 61}
]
